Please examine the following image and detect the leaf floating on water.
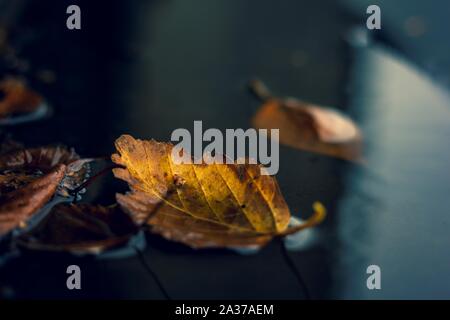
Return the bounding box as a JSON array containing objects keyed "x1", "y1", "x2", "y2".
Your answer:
[
  {"x1": 0, "y1": 146, "x2": 89, "y2": 237},
  {"x1": 112, "y1": 135, "x2": 291, "y2": 233},
  {"x1": 248, "y1": 79, "x2": 363, "y2": 162},
  {"x1": 0, "y1": 145, "x2": 79, "y2": 171},
  {"x1": 15, "y1": 203, "x2": 138, "y2": 254},
  {"x1": 112, "y1": 134, "x2": 325, "y2": 249},
  {"x1": 0, "y1": 164, "x2": 65, "y2": 237},
  {"x1": 0, "y1": 77, "x2": 42, "y2": 118}
]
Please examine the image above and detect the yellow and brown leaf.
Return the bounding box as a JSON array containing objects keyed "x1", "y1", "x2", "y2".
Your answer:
[{"x1": 112, "y1": 135, "x2": 325, "y2": 249}]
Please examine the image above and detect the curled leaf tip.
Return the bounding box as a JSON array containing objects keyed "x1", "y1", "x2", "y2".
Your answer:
[
  {"x1": 112, "y1": 135, "x2": 292, "y2": 248},
  {"x1": 279, "y1": 201, "x2": 326, "y2": 237},
  {"x1": 312, "y1": 201, "x2": 327, "y2": 223}
]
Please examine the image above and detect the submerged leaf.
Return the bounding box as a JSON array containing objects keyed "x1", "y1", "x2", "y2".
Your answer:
[
  {"x1": 16, "y1": 204, "x2": 138, "y2": 254},
  {"x1": 249, "y1": 79, "x2": 363, "y2": 162},
  {"x1": 0, "y1": 146, "x2": 89, "y2": 237},
  {"x1": 112, "y1": 135, "x2": 325, "y2": 249}
]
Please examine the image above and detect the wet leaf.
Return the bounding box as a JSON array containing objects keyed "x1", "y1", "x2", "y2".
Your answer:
[
  {"x1": 0, "y1": 77, "x2": 42, "y2": 118},
  {"x1": 0, "y1": 145, "x2": 78, "y2": 170},
  {"x1": 0, "y1": 146, "x2": 89, "y2": 237},
  {"x1": 112, "y1": 135, "x2": 325, "y2": 249},
  {"x1": 0, "y1": 164, "x2": 66, "y2": 237},
  {"x1": 249, "y1": 79, "x2": 363, "y2": 162},
  {"x1": 15, "y1": 203, "x2": 138, "y2": 254}
]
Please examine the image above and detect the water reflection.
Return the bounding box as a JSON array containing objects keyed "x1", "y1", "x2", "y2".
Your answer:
[{"x1": 334, "y1": 43, "x2": 450, "y2": 299}]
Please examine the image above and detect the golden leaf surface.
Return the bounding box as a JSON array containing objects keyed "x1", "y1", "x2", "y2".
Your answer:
[{"x1": 112, "y1": 135, "x2": 325, "y2": 248}]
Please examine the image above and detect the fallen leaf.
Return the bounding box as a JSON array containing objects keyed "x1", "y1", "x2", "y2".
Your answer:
[
  {"x1": 15, "y1": 203, "x2": 138, "y2": 254},
  {"x1": 0, "y1": 146, "x2": 89, "y2": 237},
  {"x1": 0, "y1": 77, "x2": 42, "y2": 118},
  {"x1": 249, "y1": 79, "x2": 363, "y2": 162},
  {"x1": 0, "y1": 145, "x2": 78, "y2": 170},
  {"x1": 112, "y1": 135, "x2": 325, "y2": 249}
]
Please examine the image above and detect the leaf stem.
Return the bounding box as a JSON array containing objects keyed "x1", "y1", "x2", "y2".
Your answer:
[
  {"x1": 247, "y1": 79, "x2": 273, "y2": 102},
  {"x1": 278, "y1": 202, "x2": 326, "y2": 237}
]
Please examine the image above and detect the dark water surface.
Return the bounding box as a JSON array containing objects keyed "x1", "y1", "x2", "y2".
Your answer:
[{"x1": 0, "y1": 0, "x2": 449, "y2": 299}]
